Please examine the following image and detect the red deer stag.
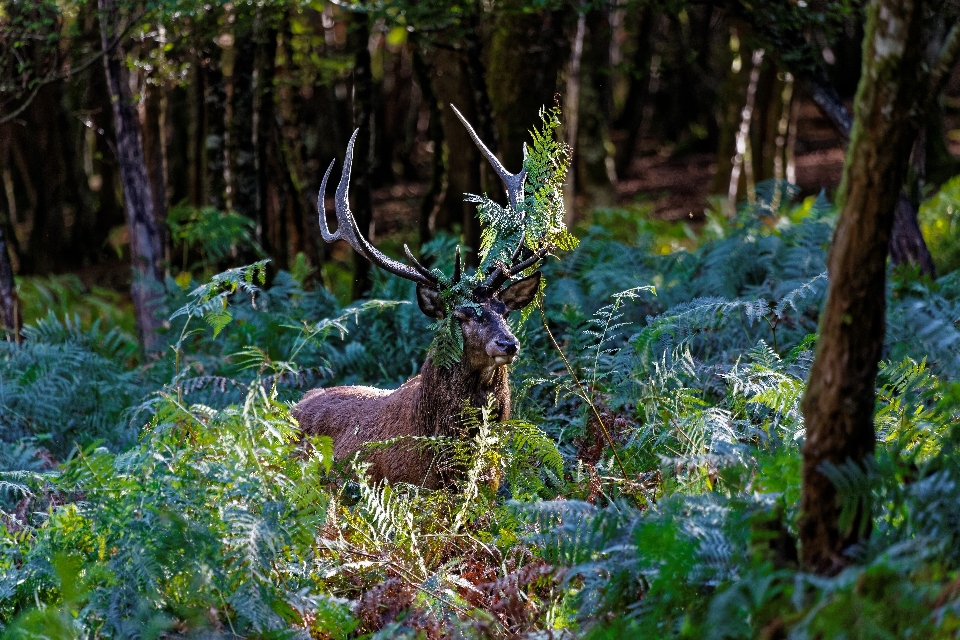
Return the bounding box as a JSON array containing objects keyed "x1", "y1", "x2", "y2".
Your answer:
[{"x1": 294, "y1": 108, "x2": 552, "y2": 488}]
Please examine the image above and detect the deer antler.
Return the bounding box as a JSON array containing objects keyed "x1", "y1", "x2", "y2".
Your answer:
[
  {"x1": 318, "y1": 129, "x2": 439, "y2": 289},
  {"x1": 451, "y1": 104, "x2": 527, "y2": 210},
  {"x1": 480, "y1": 241, "x2": 552, "y2": 293},
  {"x1": 450, "y1": 106, "x2": 552, "y2": 293}
]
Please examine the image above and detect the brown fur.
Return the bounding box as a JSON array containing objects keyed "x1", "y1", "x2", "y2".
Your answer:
[
  {"x1": 293, "y1": 274, "x2": 540, "y2": 488},
  {"x1": 293, "y1": 358, "x2": 510, "y2": 487}
]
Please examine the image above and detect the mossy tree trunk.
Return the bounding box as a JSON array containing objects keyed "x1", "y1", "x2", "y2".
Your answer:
[
  {"x1": 575, "y1": 8, "x2": 616, "y2": 207},
  {"x1": 255, "y1": 19, "x2": 281, "y2": 262},
  {"x1": 737, "y1": 2, "x2": 940, "y2": 277},
  {"x1": 800, "y1": 0, "x2": 927, "y2": 573},
  {"x1": 430, "y1": 46, "x2": 481, "y2": 252},
  {"x1": 141, "y1": 82, "x2": 168, "y2": 256}
]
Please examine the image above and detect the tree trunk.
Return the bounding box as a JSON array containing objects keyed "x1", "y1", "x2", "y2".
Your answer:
[
  {"x1": 230, "y1": 7, "x2": 260, "y2": 243},
  {"x1": 99, "y1": 0, "x2": 165, "y2": 351},
  {"x1": 799, "y1": 0, "x2": 925, "y2": 574},
  {"x1": 803, "y1": 75, "x2": 937, "y2": 277},
  {"x1": 712, "y1": 26, "x2": 750, "y2": 196},
  {"x1": 431, "y1": 47, "x2": 481, "y2": 243},
  {"x1": 142, "y1": 81, "x2": 168, "y2": 255},
  {"x1": 612, "y1": 5, "x2": 653, "y2": 178},
  {"x1": 0, "y1": 228, "x2": 20, "y2": 342},
  {"x1": 890, "y1": 193, "x2": 937, "y2": 276},
  {"x1": 734, "y1": 3, "x2": 937, "y2": 275},
  {"x1": 276, "y1": 17, "x2": 314, "y2": 270},
  {"x1": 410, "y1": 37, "x2": 447, "y2": 248},
  {"x1": 349, "y1": 11, "x2": 374, "y2": 299},
  {"x1": 462, "y1": 14, "x2": 501, "y2": 261},
  {"x1": 188, "y1": 59, "x2": 205, "y2": 208},
  {"x1": 203, "y1": 39, "x2": 227, "y2": 211},
  {"x1": 574, "y1": 8, "x2": 616, "y2": 207},
  {"x1": 563, "y1": 5, "x2": 587, "y2": 225},
  {"x1": 255, "y1": 20, "x2": 280, "y2": 259}
]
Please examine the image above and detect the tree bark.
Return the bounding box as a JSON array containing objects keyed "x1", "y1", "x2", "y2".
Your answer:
[
  {"x1": 276, "y1": 17, "x2": 313, "y2": 270},
  {"x1": 349, "y1": 11, "x2": 374, "y2": 299},
  {"x1": 890, "y1": 193, "x2": 937, "y2": 276},
  {"x1": 574, "y1": 8, "x2": 616, "y2": 207},
  {"x1": 203, "y1": 37, "x2": 227, "y2": 211},
  {"x1": 430, "y1": 47, "x2": 481, "y2": 244},
  {"x1": 800, "y1": 0, "x2": 925, "y2": 573},
  {"x1": 612, "y1": 5, "x2": 653, "y2": 178},
  {"x1": 462, "y1": 14, "x2": 500, "y2": 261},
  {"x1": 806, "y1": 75, "x2": 936, "y2": 277},
  {"x1": 142, "y1": 81, "x2": 168, "y2": 254},
  {"x1": 410, "y1": 37, "x2": 447, "y2": 248},
  {"x1": 99, "y1": 0, "x2": 165, "y2": 351},
  {"x1": 733, "y1": 1, "x2": 937, "y2": 275},
  {"x1": 0, "y1": 228, "x2": 20, "y2": 342},
  {"x1": 188, "y1": 59, "x2": 205, "y2": 208},
  {"x1": 230, "y1": 7, "x2": 260, "y2": 239},
  {"x1": 255, "y1": 19, "x2": 280, "y2": 259},
  {"x1": 563, "y1": 5, "x2": 586, "y2": 225}
]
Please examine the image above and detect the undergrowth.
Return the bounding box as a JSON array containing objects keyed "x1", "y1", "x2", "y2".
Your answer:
[{"x1": 4, "y1": 182, "x2": 960, "y2": 637}]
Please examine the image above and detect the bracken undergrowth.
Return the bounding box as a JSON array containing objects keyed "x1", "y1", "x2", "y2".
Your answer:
[{"x1": 5, "y1": 182, "x2": 960, "y2": 638}]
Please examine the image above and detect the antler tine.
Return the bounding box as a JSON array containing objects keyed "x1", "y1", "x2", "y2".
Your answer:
[
  {"x1": 403, "y1": 244, "x2": 438, "y2": 282},
  {"x1": 451, "y1": 104, "x2": 527, "y2": 209},
  {"x1": 482, "y1": 242, "x2": 552, "y2": 293},
  {"x1": 452, "y1": 246, "x2": 462, "y2": 285},
  {"x1": 323, "y1": 129, "x2": 438, "y2": 288},
  {"x1": 318, "y1": 159, "x2": 338, "y2": 242},
  {"x1": 481, "y1": 234, "x2": 526, "y2": 291}
]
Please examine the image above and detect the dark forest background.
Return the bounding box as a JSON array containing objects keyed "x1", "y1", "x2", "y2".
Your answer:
[{"x1": 4, "y1": 0, "x2": 935, "y2": 312}]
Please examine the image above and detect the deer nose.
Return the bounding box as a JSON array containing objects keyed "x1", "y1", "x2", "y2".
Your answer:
[{"x1": 497, "y1": 338, "x2": 519, "y2": 355}]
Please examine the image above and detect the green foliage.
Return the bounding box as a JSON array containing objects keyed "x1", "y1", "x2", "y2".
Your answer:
[
  {"x1": 921, "y1": 174, "x2": 960, "y2": 275},
  {"x1": 16, "y1": 274, "x2": 136, "y2": 337},
  {"x1": 0, "y1": 314, "x2": 140, "y2": 459},
  {"x1": 2, "y1": 378, "x2": 334, "y2": 637},
  {"x1": 519, "y1": 106, "x2": 578, "y2": 254},
  {"x1": 167, "y1": 205, "x2": 261, "y2": 277},
  {"x1": 10, "y1": 179, "x2": 960, "y2": 637}
]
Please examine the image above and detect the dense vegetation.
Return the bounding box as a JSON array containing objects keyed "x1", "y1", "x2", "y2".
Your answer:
[
  {"x1": 5, "y1": 0, "x2": 960, "y2": 636},
  {"x1": 4, "y1": 182, "x2": 960, "y2": 637}
]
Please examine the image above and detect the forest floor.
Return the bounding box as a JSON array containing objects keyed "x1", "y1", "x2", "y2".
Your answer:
[{"x1": 619, "y1": 99, "x2": 846, "y2": 221}]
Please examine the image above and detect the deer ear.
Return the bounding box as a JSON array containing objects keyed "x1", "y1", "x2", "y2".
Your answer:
[
  {"x1": 416, "y1": 284, "x2": 444, "y2": 318},
  {"x1": 497, "y1": 271, "x2": 542, "y2": 312}
]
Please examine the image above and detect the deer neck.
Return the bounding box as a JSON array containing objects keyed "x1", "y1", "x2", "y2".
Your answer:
[{"x1": 416, "y1": 358, "x2": 511, "y2": 437}]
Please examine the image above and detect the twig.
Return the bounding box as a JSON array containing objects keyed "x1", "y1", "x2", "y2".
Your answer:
[{"x1": 537, "y1": 301, "x2": 630, "y2": 481}]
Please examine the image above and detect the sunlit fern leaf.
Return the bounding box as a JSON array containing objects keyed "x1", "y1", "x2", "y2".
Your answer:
[{"x1": 170, "y1": 259, "x2": 269, "y2": 321}]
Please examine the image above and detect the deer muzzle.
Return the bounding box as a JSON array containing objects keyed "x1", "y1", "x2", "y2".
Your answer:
[{"x1": 489, "y1": 337, "x2": 520, "y2": 364}]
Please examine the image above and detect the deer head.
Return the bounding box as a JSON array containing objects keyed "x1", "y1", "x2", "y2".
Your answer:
[{"x1": 317, "y1": 107, "x2": 551, "y2": 370}]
